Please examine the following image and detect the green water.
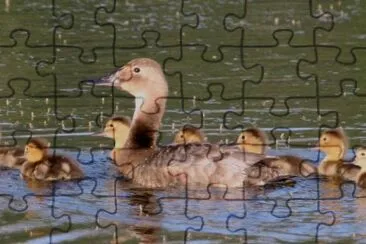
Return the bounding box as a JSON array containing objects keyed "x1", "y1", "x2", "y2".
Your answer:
[{"x1": 0, "y1": 0, "x2": 366, "y2": 243}]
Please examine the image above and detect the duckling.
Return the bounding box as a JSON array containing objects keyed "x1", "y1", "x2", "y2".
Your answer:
[
  {"x1": 95, "y1": 116, "x2": 131, "y2": 160},
  {"x1": 237, "y1": 128, "x2": 317, "y2": 177},
  {"x1": 94, "y1": 57, "x2": 297, "y2": 188},
  {"x1": 354, "y1": 147, "x2": 366, "y2": 188},
  {"x1": 20, "y1": 138, "x2": 84, "y2": 181},
  {"x1": 236, "y1": 128, "x2": 268, "y2": 154},
  {"x1": 173, "y1": 126, "x2": 205, "y2": 144},
  {"x1": 317, "y1": 128, "x2": 361, "y2": 181}
]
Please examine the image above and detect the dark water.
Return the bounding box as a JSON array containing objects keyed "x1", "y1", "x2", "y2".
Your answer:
[{"x1": 0, "y1": 0, "x2": 366, "y2": 243}]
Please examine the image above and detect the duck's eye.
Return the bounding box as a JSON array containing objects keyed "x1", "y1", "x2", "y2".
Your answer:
[
  {"x1": 109, "y1": 124, "x2": 113, "y2": 128},
  {"x1": 133, "y1": 67, "x2": 140, "y2": 73},
  {"x1": 362, "y1": 153, "x2": 365, "y2": 156},
  {"x1": 322, "y1": 137, "x2": 327, "y2": 141},
  {"x1": 180, "y1": 134, "x2": 184, "y2": 138},
  {"x1": 241, "y1": 135, "x2": 245, "y2": 140}
]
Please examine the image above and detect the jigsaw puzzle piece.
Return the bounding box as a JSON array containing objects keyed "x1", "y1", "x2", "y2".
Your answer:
[
  {"x1": 0, "y1": 181, "x2": 70, "y2": 243},
  {"x1": 0, "y1": 0, "x2": 55, "y2": 46},
  {"x1": 35, "y1": 47, "x2": 115, "y2": 97},
  {"x1": 112, "y1": 31, "x2": 181, "y2": 68},
  {"x1": 241, "y1": 31, "x2": 319, "y2": 112},
  {"x1": 228, "y1": 198, "x2": 335, "y2": 242},
  {"x1": 313, "y1": 82, "x2": 366, "y2": 129},
  {"x1": 52, "y1": 0, "x2": 115, "y2": 62},
  {"x1": 225, "y1": 0, "x2": 333, "y2": 46},
  {"x1": 164, "y1": 46, "x2": 261, "y2": 111},
  {"x1": 181, "y1": 0, "x2": 245, "y2": 61},
  {"x1": 318, "y1": 183, "x2": 366, "y2": 242},
  {"x1": 49, "y1": 179, "x2": 118, "y2": 242},
  {"x1": 299, "y1": 46, "x2": 366, "y2": 96},
  {"x1": 183, "y1": 185, "x2": 247, "y2": 242},
  {"x1": 0, "y1": 32, "x2": 53, "y2": 98},
  {"x1": 313, "y1": 0, "x2": 366, "y2": 63},
  {"x1": 95, "y1": 0, "x2": 197, "y2": 49},
  {"x1": 96, "y1": 177, "x2": 203, "y2": 243}
]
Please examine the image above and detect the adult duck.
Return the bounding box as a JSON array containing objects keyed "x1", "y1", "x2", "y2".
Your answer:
[{"x1": 94, "y1": 58, "x2": 295, "y2": 188}]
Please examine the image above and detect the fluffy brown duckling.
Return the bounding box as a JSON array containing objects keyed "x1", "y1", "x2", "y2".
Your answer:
[
  {"x1": 237, "y1": 128, "x2": 317, "y2": 177},
  {"x1": 173, "y1": 126, "x2": 205, "y2": 144},
  {"x1": 317, "y1": 128, "x2": 361, "y2": 182},
  {"x1": 20, "y1": 138, "x2": 84, "y2": 181}
]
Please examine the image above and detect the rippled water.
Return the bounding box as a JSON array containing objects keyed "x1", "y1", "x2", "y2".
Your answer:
[{"x1": 1, "y1": 0, "x2": 366, "y2": 243}]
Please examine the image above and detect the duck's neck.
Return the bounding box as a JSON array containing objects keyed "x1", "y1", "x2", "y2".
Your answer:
[{"x1": 126, "y1": 94, "x2": 166, "y2": 149}]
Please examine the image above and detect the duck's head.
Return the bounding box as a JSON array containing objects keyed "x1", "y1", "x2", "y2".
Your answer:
[
  {"x1": 236, "y1": 128, "x2": 268, "y2": 154},
  {"x1": 95, "y1": 58, "x2": 168, "y2": 99},
  {"x1": 24, "y1": 138, "x2": 48, "y2": 163},
  {"x1": 317, "y1": 128, "x2": 348, "y2": 160},
  {"x1": 95, "y1": 116, "x2": 131, "y2": 148},
  {"x1": 174, "y1": 126, "x2": 205, "y2": 144},
  {"x1": 354, "y1": 146, "x2": 366, "y2": 168}
]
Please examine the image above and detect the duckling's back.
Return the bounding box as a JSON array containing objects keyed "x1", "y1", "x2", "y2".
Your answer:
[
  {"x1": 338, "y1": 163, "x2": 361, "y2": 182},
  {"x1": 47, "y1": 155, "x2": 84, "y2": 180},
  {"x1": 0, "y1": 147, "x2": 25, "y2": 169},
  {"x1": 269, "y1": 155, "x2": 317, "y2": 177}
]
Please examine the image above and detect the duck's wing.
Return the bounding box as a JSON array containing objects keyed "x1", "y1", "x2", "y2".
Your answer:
[{"x1": 158, "y1": 143, "x2": 272, "y2": 188}]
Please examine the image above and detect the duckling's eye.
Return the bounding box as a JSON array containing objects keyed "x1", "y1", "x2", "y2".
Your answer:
[
  {"x1": 362, "y1": 153, "x2": 365, "y2": 156},
  {"x1": 241, "y1": 135, "x2": 245, "y2": 140},
  {"x1": 180, "y1": 134, "x2": 184, "y2": 138},
  {"x1": 322, "y1": 137, "x2": 327, "y2": 141},
  {"x1": 133, "y1": 67, "x2": 140, "y2": 73},
  {"x1": 109, "y1": 124, "x2": 113, "y2": 128}
]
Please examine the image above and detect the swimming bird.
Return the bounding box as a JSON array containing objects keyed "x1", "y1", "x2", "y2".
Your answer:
[
  {"x1": 94, "y1": 116, "x2": 131, "y2": 160},
  {"x1": 317, "y1": 128, "x2": 361, "y2": 182},
  {"x1": 20, "y1": 138, "x2": 84, "y2": 181},
  {"x1": 237, "y1": 128, "x2": 317, "y2": 177},
  {"x1": 93, "y1": 58, "x2": 296, "y2": 188}
]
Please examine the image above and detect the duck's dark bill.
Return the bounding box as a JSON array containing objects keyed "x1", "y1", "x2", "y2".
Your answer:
[{"x1": 92, "y1": 75, "x2": 115, "y2": 86}]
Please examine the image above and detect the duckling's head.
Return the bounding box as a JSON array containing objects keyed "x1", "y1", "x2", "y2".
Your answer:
[
  {"x1": 98, "y1": 116, "x2": 131, "y2": 148},
  {"x1": 24, "y1": 138, "x2": 48, "y2": 163},
  {"x1": 318, "y1": 128, "x2": 348, "y2": 159},
  {"x1": 96, "y1": 58, "x2": 168, "y2": 99},
  {"x1": 174, "y1": 126, "x2": 204, "y2": 144},
  {"x1": 354, "y1": 147, "x2": 366, "y2": 168},
  {"x1": 236, "y1": 128, "x2": 268, "y2": 154}
]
